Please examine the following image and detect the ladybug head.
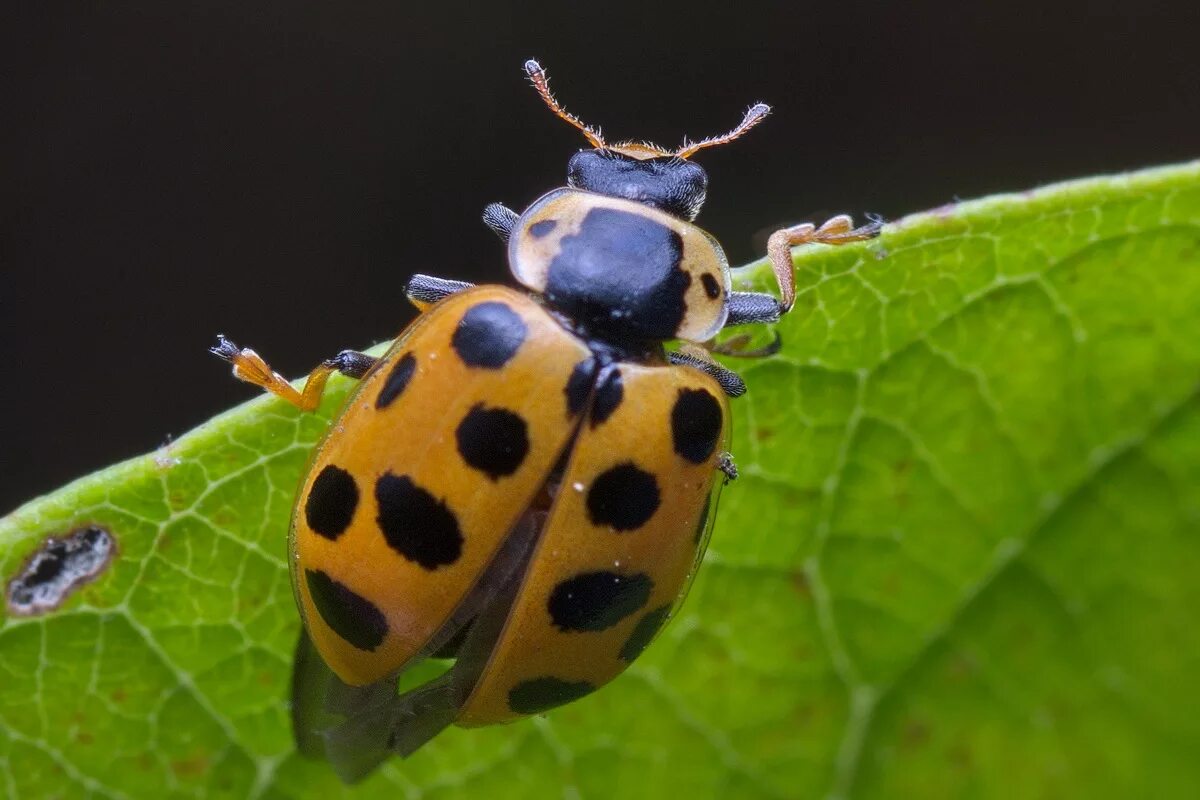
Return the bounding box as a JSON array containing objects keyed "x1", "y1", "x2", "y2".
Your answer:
[
  {"x1": 565, "y1": 150, "x2": 708, "y2": 221},
  {"x1": 524, "y1": 59, "x2": 770, "y2": 221}
]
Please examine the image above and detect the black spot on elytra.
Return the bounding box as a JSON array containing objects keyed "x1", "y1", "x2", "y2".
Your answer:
[
  {"x1": 375, "y1": 473, "x2": 463, "y2": 570},
  {"x1": 508, "y1": 676, "x2": 596, "y2": 715},
  {"x1": 451, "y1": 301, "x2": 528, "y2": 368},
  {"x1": 701, "y1": 273, "x2": 721, "y2": 300},
  {"x1": 564, "y1": 358, "x2": 596, "y2": 417},
  {"x1": 619, "y1": 604, "x2": 672, "y2": 662},
  {"x1": 456, "y1": 404, "x2": 530, "y2": 480},
  {"x1": 376, "y1": 352, "x2": 417, "y2": 409},
  {"x1": 694, "y1": 493, "x2": 712, "y2": 545},
  {"x1": 529, "y1": 219, "x2": 557, "y2": 238},
  {"x1": 671, "y1": 388, "x2": 723, "y2": 464},
  {"x1": 548, "y1": 570, "x2": 653, "y2": 632},
  {"x1": 304, "y1": 569, "x2": 388, "y2": 651},
  {"x1": 589, "y1": 367, "x2": 623, "y2": 427},
  {"x1": 6, "y1": 526, "x2": 115, "y2": 616},
  {"x1": 587, "y1": 463, "x2": 660, "y2": 531},
  {"x1": 304, "y1": 465, "x2": 359, "y2": 540},
  {"x1": 545, "y1": 207, "x2": 691, "y2": 339}
]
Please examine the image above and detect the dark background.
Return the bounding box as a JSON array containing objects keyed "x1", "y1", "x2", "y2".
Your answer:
[{"x1": 3, "y1": 1, "x2": 1198, "y2": 514}]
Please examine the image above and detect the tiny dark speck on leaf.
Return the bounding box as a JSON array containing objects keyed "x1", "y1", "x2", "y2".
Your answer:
[
  {"x1": 901, "y1": 719, "x2": 931, "y2": 749},
  {"x1": 790, "y1": 569, "x2": 812, "y2": 599},
  {"x1": 947, "y1": 742, "x2": 974, "y2": 768},
  {"x1": 6, "y1": 525, "x2": 116, "y2": 616},
  {"x1": 171, "y1": 751, "x2": 211, "y2": 778}
]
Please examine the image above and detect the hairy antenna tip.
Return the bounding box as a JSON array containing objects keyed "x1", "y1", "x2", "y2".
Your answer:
[
  {"x1": 747, "y1": 103, "x2": 771, "y2": 119},
  {"x1": 524, "y1": 59, "x2": 543, "y2": 77}
]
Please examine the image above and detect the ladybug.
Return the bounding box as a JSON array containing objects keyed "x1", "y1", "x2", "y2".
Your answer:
[{"x1": 212, "y1": 59, "x2": 879, "y2": 782}]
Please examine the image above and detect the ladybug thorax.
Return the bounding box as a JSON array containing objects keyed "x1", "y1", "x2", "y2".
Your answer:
[{"x1": 508, "y1": 188, "x2": 731, "y2": 343}]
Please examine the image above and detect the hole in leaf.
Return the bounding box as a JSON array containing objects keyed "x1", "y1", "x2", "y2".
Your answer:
[{"x1": 6, "y1": 525, "x2": 115, "y2": 616}]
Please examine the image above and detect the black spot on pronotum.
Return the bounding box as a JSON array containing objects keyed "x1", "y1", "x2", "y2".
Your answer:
[
  {"x1": 375, "y1": 473, "x2": 463, "y2": 569},
  {"x1": 547, "y1": 570, "x2": 653, "y2": 632},
  {"x1": 671, "y1": 388, "x2": 723, "y2": 464},
  {"x1": 451, "y1": 301, "x2": 528, "y2": 368},
  {"x1": 701, "y1": 273, "x2": 721, "y2": 300},
  {"x1": 456, "y1": 404, "x2": 530, "y2": 479},
  {"x1": 589, "y1": 367, "x2": 623, "y2": 427},
  {"x1": 529, "y1": 219, "x2": 557, "y2": 238},
  {"x1": 376, "y1": 351, "x2": 417, "y2": 409},
  {"x1": 508, "y1": 676, "x2": 596, "y2": 715},
  {"x1": 619, "y1": 604, "x2": 672, "y2": 662},
  {"x1": 586, "y1": 462, "x2": 660, "y2": 531},
  {"x1": 304, "y1": 569, "x2": 388, "y2": 651},
  {"x1": 545, "y1": 207, "x2": 691, "y2": 339},
  {"x1": 564, "y1": 358, "x2": 596, "y2": 417},
  {"x1": 6, "y1": 526, "x2": 115, "y2": 616},
  {"x1": 304, "y1": 464, "x2": 359, "y2": 540}
]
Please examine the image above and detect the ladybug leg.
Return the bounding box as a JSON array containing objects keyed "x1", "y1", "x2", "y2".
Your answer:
[
  {"x1": 765, "y1": 214, "x2": 883, "y2": 312},
  {"x1": 210, "y1": 336, "x2": 377, "y2": 411},
  {"x1": 405, "y1": 274, "x2": 475, "y2": 311},
  {"x1": 668, "y1": 347, "x2": 746, "y2": 398},
  {"x1": 723, "y1": 214, "x2": 880, "y2": 356},
  {"x1": 481, "y1": 203, "x2": 519, "y2": 243},
  {"x1": 707, "y1": 331, "x2": 782, "y2": 359},
  {"x1": 726, "y1": 291, "x2": 782, "y2": 327}
]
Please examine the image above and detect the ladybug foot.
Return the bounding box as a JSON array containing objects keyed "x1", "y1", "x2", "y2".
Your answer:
[
  {"x1": 718, "y1": 452, "x2": 738, "y2": 482},
  {"x1": 209, "y1": 335, "x2": 377, "y2": 412}
]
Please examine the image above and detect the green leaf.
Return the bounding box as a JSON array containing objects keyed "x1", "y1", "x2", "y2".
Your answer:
[{"x1": 3, "y1": 161, "x2": 1199, "y2": 798}]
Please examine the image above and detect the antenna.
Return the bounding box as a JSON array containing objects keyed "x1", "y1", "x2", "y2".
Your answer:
[
  {"x1": 675, "y1": 103, "x2": 771, "y2": 158},
  {"x1": 524, "y1": 59, "x2": 606, "y2": 149},
  {"x1": 523, "y1": 60, "x2": 771, "y2": 161}
]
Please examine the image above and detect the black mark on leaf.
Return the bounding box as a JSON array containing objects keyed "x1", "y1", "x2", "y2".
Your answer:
[{"x1": 6, "y1": 526, "x2": 116, "y2": 616}]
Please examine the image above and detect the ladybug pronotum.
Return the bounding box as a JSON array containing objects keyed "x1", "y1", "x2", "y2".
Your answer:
[{"x1": 212, "y1": 59, "x2": 880, "y2": 782}]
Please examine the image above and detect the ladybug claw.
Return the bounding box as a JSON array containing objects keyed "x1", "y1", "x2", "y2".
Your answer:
[
  {"x1": 718, "y1": 452, "x2": 738, "y2": 482},
  {"x1": 210, "y1": 334, "x2": 240, "y2": 362}
]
